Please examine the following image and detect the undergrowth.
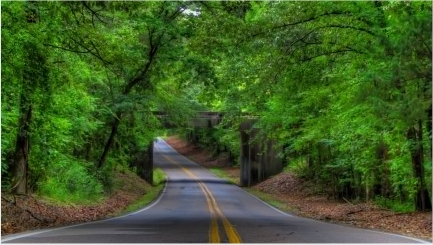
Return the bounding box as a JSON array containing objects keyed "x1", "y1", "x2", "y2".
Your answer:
[
  {"x1": 122, "y1": 168, "x2": 166, "y2": 214},
  {"x1": 153, "y1": 168, "x2": 166, "y2": 186},
  {"x1": 283, "y1": 157, "x2": 308, "y2": 177},
  {"x1": 38, "y1": 158, "x2": 103, "y2": 205},
  {"x1": 374, "y1": 196, "x2": 415, "y2": 213}
]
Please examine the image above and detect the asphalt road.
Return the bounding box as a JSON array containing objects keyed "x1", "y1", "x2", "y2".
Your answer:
[{"x1": 2, "y1": 139, "x2": 429, "y2": 243}]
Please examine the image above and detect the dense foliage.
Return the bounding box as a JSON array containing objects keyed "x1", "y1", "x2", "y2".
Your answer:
[
  {"x1": 1, "y1": 1, "x2": 201, "y2": 202},
  {"x1": 190, "y1": 1, "x2": 432, "y2": 211},
  {"x1": 2, "y1": 1, "x2": 431, "y2": 211}
]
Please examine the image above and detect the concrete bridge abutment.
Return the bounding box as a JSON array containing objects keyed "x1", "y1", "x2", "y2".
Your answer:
[{"x1": 239, "y1": 120, "x2": 283, "y2": 187}]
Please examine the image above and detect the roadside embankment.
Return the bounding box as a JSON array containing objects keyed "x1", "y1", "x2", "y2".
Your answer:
[
  {"x1": 1, "y1": 168, "x2": 165, "y2": 236},
  {"x1": 164, "y1": 135, "x2": 432, "y2": 240}
]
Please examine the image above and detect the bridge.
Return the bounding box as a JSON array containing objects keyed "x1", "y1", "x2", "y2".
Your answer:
[
  {"x1": 152, "y1": 111, "x2": 224, "y2": 128},
  {"x1": 137, "y1": 111, "x2": 283, "y2": 187}
]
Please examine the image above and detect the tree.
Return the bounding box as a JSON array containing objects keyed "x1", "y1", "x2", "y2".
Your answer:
[{"x1": 189, "y1": 1, "x2": 432, "y2": 210}]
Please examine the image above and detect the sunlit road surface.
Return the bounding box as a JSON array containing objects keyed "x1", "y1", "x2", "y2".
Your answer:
[{"x1": 2, "y1": 139, "x2": 430, "y2": 243}]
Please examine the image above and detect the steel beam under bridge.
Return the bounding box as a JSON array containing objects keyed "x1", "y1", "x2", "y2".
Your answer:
[{"x1": 152, "y1": 111, "x2": 224, "y2": 128}]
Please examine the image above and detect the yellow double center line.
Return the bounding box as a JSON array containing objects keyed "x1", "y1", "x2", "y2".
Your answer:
[{"x1": 159, "y1": 151, "x2": 242, "y2": 243}]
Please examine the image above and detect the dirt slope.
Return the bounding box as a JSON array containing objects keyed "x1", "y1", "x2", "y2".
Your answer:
[
  {"x1": 1, "y1": 170, "x2": 149, "y2": 236},
  {"x1": 164, "y1": 135, "x2": 432, "y2": 240}
]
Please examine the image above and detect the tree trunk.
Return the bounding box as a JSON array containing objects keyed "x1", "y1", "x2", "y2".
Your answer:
[
  {"x1": 96, "y1": 25, "x2": 160, "y2": 169},
  {"x1": 11, "y1": 103, "x2": 32, "y2": 194},
  {"x1": 9, "y1": 0, "x2": 42, "y2": 195},
  {"x1": 376, "y1": 142, "x2": 390, "y2": 198},
  {"x1": 145, "y1": 142, "x2": 154, "y2": 185},
  {"x1": 407, "y1": 121, "x2": 432, "y2": 211},
  {"x1": 97, "y1": 112, "x2": 122, "y2": 169},
  {"x1": 85, "y1": 141, "x2": 92, "y2": 161},
  {"x1": 426, "y1": 104, "x2": 432, "y2": 160}
]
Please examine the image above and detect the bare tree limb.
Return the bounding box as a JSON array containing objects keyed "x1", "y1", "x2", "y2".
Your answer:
[
  {"x1": 168, "y1": 7, "x2": 186, "y2": 21},
  {"x1": 69, "y1": 36, "x2": 113, "y2": 65},
  {"x1": 43, "y1": 43, "x2": 89, "y2": 54},
  {"x1": 420, "y1": 37, "x2": 432, "y2": 58},
  {"x1": 82, "y1": 1, "x2": 108, "y2": 25},
  {"x1": 236, "y1": 10, "x2": 377, "y2": 47},
  {"x1": 298, "y1": 49, "x2": 356, "y2": 62}
]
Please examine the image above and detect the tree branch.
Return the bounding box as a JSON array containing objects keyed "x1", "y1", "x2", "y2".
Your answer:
[
  {"x1": 197, "y1": 1, "x2": 217, "y2": 15},
  {"x1": 67, "y1": 3, "x2": 81, "y2": 25},
  {"x1": 69, "y1": 36, "x2": 113, "y2": 65},
  {"x1": 299, "y1": 39, "x2": 365, "y2": 54},
  {"x1": 81, "y1": 1, "x2": 108, "y2": 25},
  {"x1": 237, "y1": 11, "x2": 376, "y2": 47},
  {"x1": 124, "y1": 44, "x2": 158, "y2": 95},
  {"x1": 43, "y1": 43, "x2": 89, "y2": 54},
  {"x1": 298, "y1": 49, "x2": 356, "y2": 63},
  {"x1": 248, "y1": 11, "x2": 353, "y2": 40},
  {"x1": 168, "y1": 6, "x2": 185, "y2": 21},
  {"x1": 322, "y1": 24, "x2": 376, "y2": 37},
  {"x1": 160, "y1": 33, "x2": 176, "y2": 47},
  {"x1": 420, "y1": 37, "x2": 432, "y2": 58}
]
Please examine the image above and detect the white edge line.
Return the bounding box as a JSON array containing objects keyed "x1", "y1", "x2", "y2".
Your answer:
[
  {"x1": 293, "y1": 210, "x2": 431, "y2": 244},
  {"x1": 366, "y1": 230, "x2": 431, "y2": 244},
  {"x1": 159, "y1": 138, "x2": 293, "y2": 217},
  {"x1": 159, "y1": 138, "x2": 295, "y2": 219},
  {"x1": 158, "y1": 138, "x2": 431, "y2": 244},
  {"x1": 1, "y1": 178, "x2": 169, "y2": 242}
]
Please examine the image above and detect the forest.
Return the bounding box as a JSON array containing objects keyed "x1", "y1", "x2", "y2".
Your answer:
[{"x1": 1, "y1": 1, "x2": 432, "y2": 212}]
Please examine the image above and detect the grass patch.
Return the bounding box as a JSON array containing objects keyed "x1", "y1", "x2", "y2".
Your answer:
[
  {"x1": 374, "y1": 197, "x2": 415, "y2": 213},
  {"x1": 122, "y1": 184, "x2": 164, "y2": 214},
  {"x1": 121, "y1": 168, "x2": 167, "y2": 214},
  {"x1": 37, "y1": 160, "x2": 104, "y2": 206},
  {"x1": 245, "y1": 189, "x2": 294, "y2": 213},
  {"x1": 283, "y1": 157, "x2": 307, "y2": 176},
  {"x1": 209, "y1": 167, "x2": 237, "y2": 185},
  {"x1": 153, "y1": 168, "x2": 166, "y2": 186}
]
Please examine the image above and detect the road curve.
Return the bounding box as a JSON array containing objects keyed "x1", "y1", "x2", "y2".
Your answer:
[{"x1": 2, "y1": 139, "x2": 429, "y2": 243}]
